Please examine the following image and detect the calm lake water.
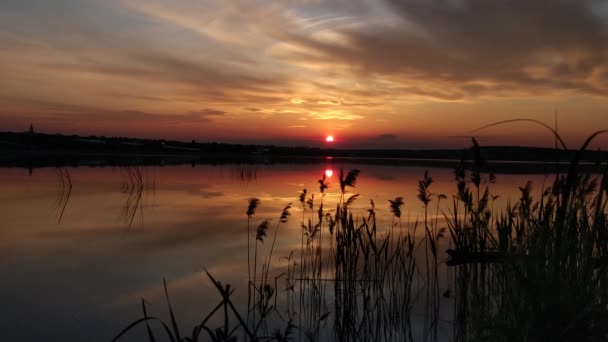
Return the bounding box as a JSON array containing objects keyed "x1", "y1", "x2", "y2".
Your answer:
[{"x1": 0, "y1": 162, "x2": 553, "y2": 341}]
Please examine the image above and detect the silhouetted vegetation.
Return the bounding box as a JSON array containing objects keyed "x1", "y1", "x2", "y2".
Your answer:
[
  {"x1": 112, "y1": 131, "x2": 608, "y2": 341},
  {"x1": 2, "y1": 130, "x2": 607, "y2": 174}
]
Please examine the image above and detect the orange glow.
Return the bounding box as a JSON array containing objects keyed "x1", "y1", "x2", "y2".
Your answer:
[
  {"x1": 325, "y1": 169, "x2": 333, "y2": 177},
  {"x1": 326, "y1": 135, "x2": 334, "y2": 142}
]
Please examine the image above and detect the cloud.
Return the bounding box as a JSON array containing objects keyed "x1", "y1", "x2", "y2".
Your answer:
[
  {"x1": 254, "y1": 0, "x2": 608, "y2": 99},
  {"x1": 2, "y1": 0, "x2": 608, "y2": 147},
  {"x1": 193, "y1": 108, "x2": 226, "y2": 117},
  {"x1": 0, "y1": 108, "x2": 227, "y2": 131},
  {"x1": 309, "y1": 111, "x2": 364, "y2": 120},
  {"x1": 121, "y1": 0, "x2": 265, "y2": 48},
  {"x1": 40, "y1": 52, "x2": 291, "y2": 104},
  {"x1": 97, "y1": 109, "x2": 227, "y2": 124},
  {"x1": 373, "y1": 133, "x2": 398, "y2": 142}
]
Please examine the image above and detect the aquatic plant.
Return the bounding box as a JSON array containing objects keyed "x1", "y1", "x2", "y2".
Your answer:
[{"x1": 113, "y1": 129, "x2": 608, "y2": 342}]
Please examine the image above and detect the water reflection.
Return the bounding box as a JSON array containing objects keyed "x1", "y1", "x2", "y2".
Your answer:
[
  {"x1": 232, "y1": 166, "x2": 259, "y2": 183},
  {"x1": 52, "y1": 168, "x2": 72, "y2": 224},
  {"x1": 120, "y1": 166, "x2": 155, "y2": 228},
  {"x1": 0, "y1": 163, "x2": 555, "y2": 341}
]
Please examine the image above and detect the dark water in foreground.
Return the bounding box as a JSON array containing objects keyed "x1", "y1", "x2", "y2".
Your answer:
[{"x1": 0, "y1": 162, "x2": 551, "y2": 341}]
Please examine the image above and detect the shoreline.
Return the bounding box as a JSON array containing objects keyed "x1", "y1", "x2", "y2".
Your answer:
[{"x1": 1, "y1": 150, "x2": 604, "y2": 175}]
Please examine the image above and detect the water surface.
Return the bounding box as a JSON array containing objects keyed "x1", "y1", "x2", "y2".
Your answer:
[{"x1": 0, "y1": 162, "x2": 551, "y2": 341}]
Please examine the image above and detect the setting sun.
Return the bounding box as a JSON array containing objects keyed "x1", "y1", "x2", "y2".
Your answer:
[{"x1": 326, "y1": 135, "x2": 334, "y2": 142}]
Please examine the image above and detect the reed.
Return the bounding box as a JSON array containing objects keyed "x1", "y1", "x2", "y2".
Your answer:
[{"x1": 113, "y1": 130, "x2": 607, "y2": 342}]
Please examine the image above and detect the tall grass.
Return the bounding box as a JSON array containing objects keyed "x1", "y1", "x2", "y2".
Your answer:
[
  {"x1": 113, "y1": 133, "x2": 607, "y2": 341},
  {"x1": 447, "y1": 135, "x2": 608, "y2": 341}
]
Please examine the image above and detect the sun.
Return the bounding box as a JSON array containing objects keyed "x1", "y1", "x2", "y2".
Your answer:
[{"x1": 326, "y1": 135, "x2": 334, "y2": 142}]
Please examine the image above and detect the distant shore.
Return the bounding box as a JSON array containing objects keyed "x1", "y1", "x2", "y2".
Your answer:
[{"x1": 1, "y1": 131, "x2": 606, "y2": 174}]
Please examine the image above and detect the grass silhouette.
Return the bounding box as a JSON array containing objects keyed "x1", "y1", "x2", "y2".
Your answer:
[{"x1": 112, "y1": 127, "x2": 607, "y2": 341}]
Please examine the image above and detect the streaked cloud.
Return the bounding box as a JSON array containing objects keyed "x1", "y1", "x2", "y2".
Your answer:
[{"x1": 0, "y1": 0, "x2": 607, "y2": 147}]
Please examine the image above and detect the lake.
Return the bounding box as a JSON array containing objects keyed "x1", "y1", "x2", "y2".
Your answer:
[{"x1": 0, "y1": 161, "x2": 560, "y2": 341}]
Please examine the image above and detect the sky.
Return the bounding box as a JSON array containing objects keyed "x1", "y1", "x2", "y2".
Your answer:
[{"x1": 1, "y1": 0, "x2": 607, "y2": 149}]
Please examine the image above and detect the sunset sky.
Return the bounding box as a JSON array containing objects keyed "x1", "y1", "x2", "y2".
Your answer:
[{"x1": 1, "y1": 0, "x2": 607, "y2": 149}]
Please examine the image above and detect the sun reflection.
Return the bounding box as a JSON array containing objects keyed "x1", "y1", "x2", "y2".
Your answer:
[{"x1": 325, "y1": 169, "x2": 333, "y2": 177}]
